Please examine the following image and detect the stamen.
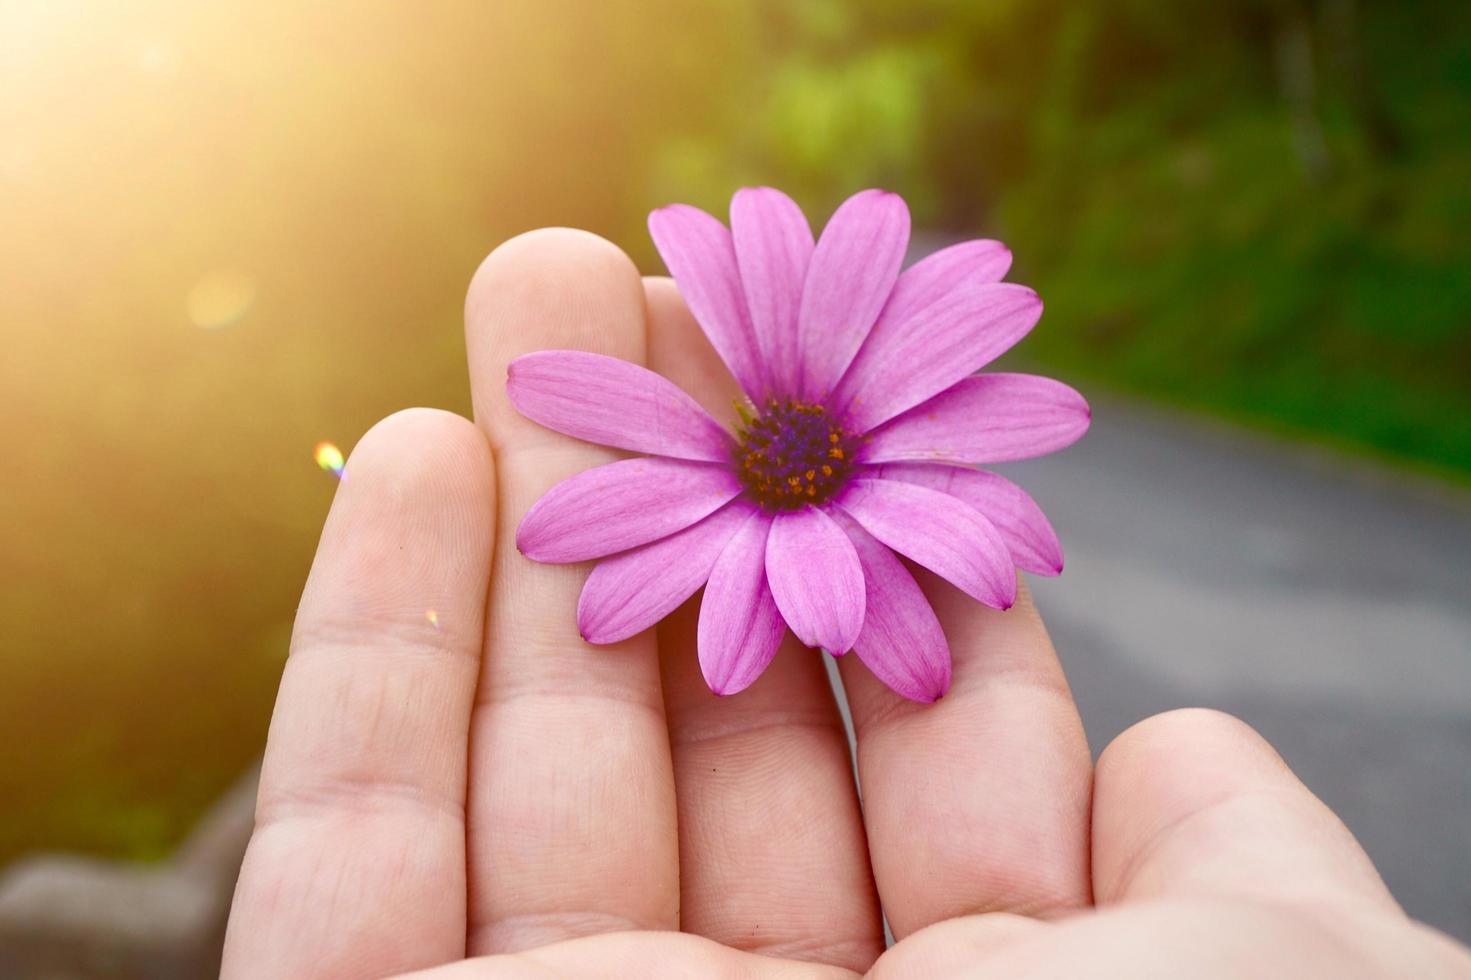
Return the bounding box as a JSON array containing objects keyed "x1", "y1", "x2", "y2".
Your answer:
[{"x1": 732, "y1": 399, "x2": 859, "y2": 511}]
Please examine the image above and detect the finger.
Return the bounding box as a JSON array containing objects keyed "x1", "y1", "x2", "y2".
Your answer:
[
  {"x1": 463, "y1": 230, "x2": 678, "y2": 954},
  {"x1": 1092, "y1": 707, "x2": 1400, "y2": 914},
  {"x1": 873, "y1": 903, "x2": 1471, "y2": 979},
  {"x1": 398, "y1": 932, "x2": 857, "y2": 980},
  {"x1": 644, "y1": 276, "x2": 884, "y2": 969},
  {"x1": 222, "y1": 408, "x2": 495, "y2": 978},
  {"x1": 840, "y1": 577, "x2": 1093, "y2": 938}
]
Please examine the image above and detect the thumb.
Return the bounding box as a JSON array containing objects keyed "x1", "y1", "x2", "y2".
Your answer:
[{"x1": 1090, "y1": 708, "x2": 1398, "y2": 915}]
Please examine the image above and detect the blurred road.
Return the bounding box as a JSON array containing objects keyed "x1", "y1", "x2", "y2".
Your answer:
[{"x1": 1004, "y1": 399, "x2": 1471, "y2": 940}]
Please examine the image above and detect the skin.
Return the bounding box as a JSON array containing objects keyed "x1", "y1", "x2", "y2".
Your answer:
[{"x1": 221, "y1": 229, "x2": 1471, "y2": 979}]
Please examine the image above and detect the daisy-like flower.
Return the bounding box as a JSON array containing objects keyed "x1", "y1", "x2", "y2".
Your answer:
[{"x1": 508, "y1": 188, "x2": 1089, "y2": 702}]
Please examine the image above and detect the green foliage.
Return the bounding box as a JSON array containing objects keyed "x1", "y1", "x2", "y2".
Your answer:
[
  {"x1": 994, "y1": 1, "x2": 1471, "y2": 474},
  {"x1": 674, "y1": 0, "x2": 1471, "y2": 475}
]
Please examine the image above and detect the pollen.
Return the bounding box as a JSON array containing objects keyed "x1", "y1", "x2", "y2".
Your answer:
[{"x1": 733, "y1": 399, "x2": 860, "y2": 511}]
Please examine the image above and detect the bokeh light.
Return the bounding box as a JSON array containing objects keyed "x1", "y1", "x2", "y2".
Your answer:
[{"x1": 187, "y1": 270, "x2": 256, "y2": 330}]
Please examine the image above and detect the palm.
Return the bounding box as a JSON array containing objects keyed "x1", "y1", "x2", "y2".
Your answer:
[{"x1": 222, "y1": 231, "x2": 1466, "y2": 979}]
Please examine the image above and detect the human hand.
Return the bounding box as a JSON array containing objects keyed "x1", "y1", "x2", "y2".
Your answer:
[{"x1": 221, "y1": 230, "x2": 1470, "y2": 978}]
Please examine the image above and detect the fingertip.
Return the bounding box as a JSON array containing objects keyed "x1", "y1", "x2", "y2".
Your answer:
[
  {"x1": 466, "y1": 227, "x2": 639, "y2": 325},
  {"x1": 342, "y1": 408, "x2": 496, "y2": 514},
  {"x1": 1093, "y1": 707, "x2": 1398, "y2": 913},
  {"x1": 642, "y1": 276, "x2": 696, "y2": 345},
  {"x1": 1097, "y1": 707, "x2": 1284, "y2": 788},
  {"x1": 465, "y1": 228, "x2": 648, "y2": 443},
  {"x1": 642, "y1": 275, "x2": 742, "y2": 423},
  {"x1": 641, "y1": 274, "x2": 682, "y2": 311},
  {"x1": 306, "y1": 409, "x2": 497, "y2": 645}
]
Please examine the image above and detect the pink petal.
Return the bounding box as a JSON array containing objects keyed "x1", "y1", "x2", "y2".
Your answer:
[
  {"x1": 508, "y1": 350, "x2": 733, "y2": 462},
  {"x1": 838, "y1": 515, "x2": 951, "y2": 702},
  {"x1": 862, "y1": 373, "x2": 1091, "y2": 465},
  {"x1": 877, "y1": 238, "x2": 1012, "y2": 331},
  {"x1": 867, "y1": 463, "x2": 1063, "y2": 576},
  {"x1": 731, "y1": 187, "x2": 813, "y2": 398},
  {"x1": 698, "y1": 510, "x2": 785, "y2": 695},
  {"x1": 764, "y1": 506, "x2": 866, "y2": 653},
  {"x1": 796, "y1": 190, "x2": 910, "y2": 399},
  {"x1": 516, "y1": 458, "x2": 741, "y2": 564},
  {"x1": 837, "y1": 477, "x2": 1016, "y2": 609},
  {"x1": 834, "y1": 282, "x2": 1043, "y2": 433},
  {"x1": 578, "y1": 501, "x2": 755, "y2": 644},
  {"x1": 649, "y1": 204, "x2": 767, "y2": 399}
]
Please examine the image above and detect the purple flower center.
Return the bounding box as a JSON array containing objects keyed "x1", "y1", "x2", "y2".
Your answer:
[{"x1": 733, "y1": 399, "x2": 858, "y2": 511}]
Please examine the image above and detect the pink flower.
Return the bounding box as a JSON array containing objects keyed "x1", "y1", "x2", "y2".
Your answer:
[{"x1": 508, "y1": 188, "x2": 1089, "y2": 702}]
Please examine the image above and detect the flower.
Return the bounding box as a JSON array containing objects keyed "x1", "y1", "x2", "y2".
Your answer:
[{"x1": 507, "y1": 188, "x2": 1089, "y2": 701}]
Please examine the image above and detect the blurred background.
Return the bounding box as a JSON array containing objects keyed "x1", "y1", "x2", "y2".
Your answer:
[{"x1": 2, "y1": 0, "x2": 1469, "y2": 970}]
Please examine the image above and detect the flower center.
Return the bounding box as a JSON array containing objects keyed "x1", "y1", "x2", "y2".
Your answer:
[{"x1": 734, "y1": 399, "x2": 858, "y2": 510}]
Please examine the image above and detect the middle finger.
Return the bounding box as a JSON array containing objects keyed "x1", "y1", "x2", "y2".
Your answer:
[{"x1": 646, "y1": 277, "x2": 884, "y2": 970}]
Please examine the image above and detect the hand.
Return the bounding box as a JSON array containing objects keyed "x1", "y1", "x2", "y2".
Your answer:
[{"x1": 221, "y1": 230, "x2": 1471, "y2": 978}]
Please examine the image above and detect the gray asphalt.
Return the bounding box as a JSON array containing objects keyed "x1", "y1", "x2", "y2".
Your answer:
[{"x1": 993, "y1": 398, "x2": 1471, "y2": 941}]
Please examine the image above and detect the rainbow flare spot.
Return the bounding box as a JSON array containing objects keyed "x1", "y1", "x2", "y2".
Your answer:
[
  {"x1": 425, "y1": 609, "x2": 440, "y2": 629},
  {"x1": 314, "y1": 441, "x2": 345, "y2": 478}
]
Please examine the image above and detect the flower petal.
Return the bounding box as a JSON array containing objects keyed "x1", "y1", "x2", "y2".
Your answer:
[
  {"x1": 838, "y1": 515, "x2": 951, "y2": 702},
  {"x1": 731, "y1": 187, "x2": 813, "y2": 398},
  {"x1": 863, "y1": 373, "x2": 1091, "y2": 465},
  {"x1": 578, "y1": 501, "x2": 755, "y2": 643},
  {"x1": 517, "y1": 458, "x2": 741, "y2": 564},
  {"x1": 835, "y1": 282, "x2": 1043, "y2": 433},
  {"x1": 838, "y1": 477, "x2": 1016, "y2": 609},
  {"x1": 698, "y1": 510, "x2": 785, "y2": 695},
  {"x1": 877, "y1": 238, "x2": 1012, "y2": 331},
  {"x1": 508, "y1": 350, "x2": 733, "y2": 462},
  {"x1": 867, "y1": 463, "x2": 1063, "y2": 576},
  {"x1": 649, "y1": 204, "x2": 767, "y2": 399},
  {"x1": 796, "y1": 189, "x2": 910, "y2": 399},
  {"x1": 764, "y1": 505, "x2": 866, "y2": 653}
]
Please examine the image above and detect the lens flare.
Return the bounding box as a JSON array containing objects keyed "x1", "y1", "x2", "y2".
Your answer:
[
  {"x1": 188, "y1": 269, "x2": 255, "y2": 330},
  {"x1": 425, "y1": 609, "x2": 440, "y2": 629},
  {"x1": 314, "y1": 441, "x2": 345, "y2": 478}
]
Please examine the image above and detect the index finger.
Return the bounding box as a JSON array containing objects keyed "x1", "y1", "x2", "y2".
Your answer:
[{"x1": 462, "y1": 230, "x2": 680, "y2": 955}]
